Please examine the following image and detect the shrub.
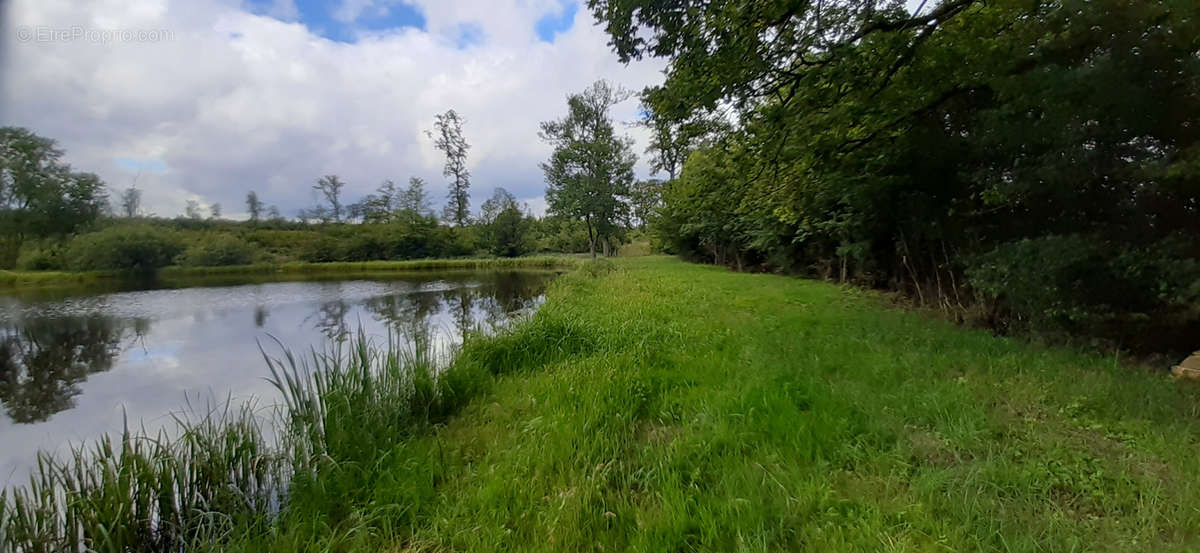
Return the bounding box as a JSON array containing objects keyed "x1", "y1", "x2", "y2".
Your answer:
[
  {"x1": 15, "y1": 240, "x2": 68, "y2": 271},
  {"x1": 65, "y1": 226, "x2": 184, "y2": 271},
  {"x1": 245, "y1": 230, "x2": 325, "y2": 262},
  {"x1": 965, "y1": 235, "x2": 1200, "y2": 348},
  {"x1": 176, "y1": 234, "x2": 256, "y2": 267}
]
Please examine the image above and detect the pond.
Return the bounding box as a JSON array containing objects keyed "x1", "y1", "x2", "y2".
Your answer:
[{"x1": 0, "y1": 270, "x2": 556, "y2": 485}]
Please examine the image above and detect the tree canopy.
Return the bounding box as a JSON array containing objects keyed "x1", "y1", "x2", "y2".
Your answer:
[
  {"x1": 589, "y1": 0, "x2": 1200, "y2": 352},
  {"x1": 540, "y1": 80, "x2": 637, "y2": 258}
]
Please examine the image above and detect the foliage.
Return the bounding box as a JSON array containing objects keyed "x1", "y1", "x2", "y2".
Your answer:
[
  {"x1": 245, "y1": 190, "x2": 264, "y2": 222},
  {"x1": 307, "y1": 174, "x2": 346, "y2": 223},
  {"x1": 64, "y1": 225, "x2": 185, "y2": 271},
  {"x1": 588, "y1": 0, "x2": 1200, "y2": 352},
  {"x1": 487, "y1": 205, "x2": 532, "y2": 258},
  {"x1": 529, "y1": 214, "x2": 592, "y2": 254},
  {"x1": 0, "y1": 127, "x2": 109, "y2": 267},
  {"x1": 478, "y1": 187, "x2": 517, "y2": 225},
  {"x1": 118, "y1": 186, "x2": 141, "y2": 218},
  {"x1": 540, "y1": 80, "x2": 637, "y2": 258},
  {"x1": 431, "y1": 110, "x2": 472, "y2": 225},
  {"x1": 176, "y1": 234, "x2": 257, "y2": 267},
  {"x1": 14, "y1": 239, "x2": 68, "y2": 271},
  {"x1": 966, "y1": 235, "x2": 1200, "y2": 346},
  {"x1": 298, "y1": 216, "x2": 467, "y2": 263}
]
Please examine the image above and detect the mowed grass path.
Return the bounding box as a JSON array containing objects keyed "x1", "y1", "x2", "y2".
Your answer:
[{"x1": 238, "y1": 256, "x2": 1200, "y2": 552}]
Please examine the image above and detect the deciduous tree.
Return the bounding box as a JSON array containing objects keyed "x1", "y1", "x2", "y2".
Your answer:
[{"x1": 540, "y1": 80, "x2": 637, "y2": 258}]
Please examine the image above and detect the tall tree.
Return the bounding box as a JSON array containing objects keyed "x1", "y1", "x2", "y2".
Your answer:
[
  {"x1": 209, "y1": 203, "x2": 222, "y2": 220},
  {"x1": 313, "y1": 175, "x2": 345, "y2": 223},
  {"x1": 119, "y1": 186, "x2": 141, "y2": 218},
  {"x1": 245, "y1": 191, "x2": 263, "y2": 222},
  {"x1": 540, "y1": 80, "x2": 637, "y2": 258},
  {"x1": 429, "y1": 110, "x2": 471, "y2": 225}
]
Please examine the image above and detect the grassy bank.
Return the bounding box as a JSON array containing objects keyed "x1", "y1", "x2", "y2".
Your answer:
[
  {"x1": 0, "y1": 256, "x2": 580, "y2": 290},
  {"x1": 0, "y1": 269, "x2": 123, "y2": 288},
  {"x1": 7, "y1": 257, "x2": 1200, "y2": 551}
]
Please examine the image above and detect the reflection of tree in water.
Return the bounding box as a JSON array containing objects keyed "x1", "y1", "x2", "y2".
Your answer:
[
  {"x1": 478, "y1": 272, "x2": 549, "y2": 330},
  {"x1": 434, "y1": 272, "x2": 553, "y2": 342},
  {"x1": 309, "y1": 300, "x2": 351, "y2": 341},
  {"x1": 0, "y1": 315, "x2": 140, "y2": 423},
  {"x1": 363, "y1": 290, "x2": 441, "y2": 360},
  {"x1": 254, "y1": 306, "x2": 268, "y2": 328}
]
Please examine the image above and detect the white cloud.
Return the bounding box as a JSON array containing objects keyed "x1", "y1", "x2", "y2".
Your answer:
[{"x1": 1, "y1": 0, "x2": 664, "y2": 219}]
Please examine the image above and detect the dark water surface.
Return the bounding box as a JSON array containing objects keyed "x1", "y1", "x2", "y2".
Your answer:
[{"x1": 0, "y1": 270, "x2": 555, "y2": 483}]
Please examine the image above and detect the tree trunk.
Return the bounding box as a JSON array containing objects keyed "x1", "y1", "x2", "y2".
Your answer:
[{"x1": 585, "y1": 216, "x2": 596, "y2": 259}]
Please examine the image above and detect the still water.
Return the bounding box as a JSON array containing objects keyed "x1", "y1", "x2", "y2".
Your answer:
[{"x1": 0, "y1": 271, "x2": 555, "y2": 484}]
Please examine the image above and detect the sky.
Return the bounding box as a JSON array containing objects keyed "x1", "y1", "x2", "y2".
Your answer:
[{"x1": 0, "y1": 0, "x2": 665, "y2": 219}]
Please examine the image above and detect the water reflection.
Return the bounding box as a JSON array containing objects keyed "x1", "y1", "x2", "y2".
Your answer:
[
  {"x1": 0, "y1": 270, "x2": 555, "y2": 483},
  {"x1": 0, "y1": 315, "x2": 146, "y2": 423}
]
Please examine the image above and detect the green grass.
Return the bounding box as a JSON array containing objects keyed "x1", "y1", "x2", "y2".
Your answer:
[
  {"x1": 6, "y1": 256, "x2": 1200, "y2": 551},
  {"x1": 0, "y1": 269, "x2": 121, "y2": 288}
]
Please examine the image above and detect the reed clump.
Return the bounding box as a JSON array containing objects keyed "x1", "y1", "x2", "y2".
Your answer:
[{"x1": 0, "y1": 330, "x2": 468, "y2": 552}]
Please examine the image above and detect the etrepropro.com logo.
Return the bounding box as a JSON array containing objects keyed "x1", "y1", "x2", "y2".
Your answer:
[{"x1": 15, "y1": 25, "x2": 175, "y2": 44}]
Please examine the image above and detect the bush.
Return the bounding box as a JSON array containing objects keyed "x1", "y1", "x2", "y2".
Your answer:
[
  {"x1": 15, "y1": 240, "x2": 68, "y2": 271},
  {"x1": 965, "y1": 235, "x2": 1200, "y2": 348},
  {"x1": 65, "y1": 226, "x2": 184, "y2": 271},
  {"x1": 245, "y1": 230, "x2": 325, "y2": 262},
  {"x1": 176, "y1": 234, "x2": 256, "y2": 267}
]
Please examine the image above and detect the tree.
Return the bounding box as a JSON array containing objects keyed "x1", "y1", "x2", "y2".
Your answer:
[
  {"x1": 184, "y1": 200, "x2": 202, "y2": 220},
  {"x1": 119, "y1": 186, "x2": 141, "y2": 218},
  {"x1": 0, "y1": 127, "x2": 108, "y2": 266},
  {"x1": 400, "y1": 177, "x2": 432, "y2": 216},
  {"x1": 312, "y1": 175, "x2": 345, "y2": 223},
  {"x1": 209, "y1": 202, "x2": 222, "y2": 220},
  {"x1": 429, "y1": 110, "x2": 471, "y2": 225},
  {"x1": 638, "y1": 92, "x2": 729, "y2": 181},
  {"x1": 629, "y1": 178, "x2": 662, "y2": 230},
  {"x1": 488, "y1": 204, "x2": 531, "y2": 257},
  {"x1": 245, "y1": 191, "x2": 263, "y2": 222},
  {"x1": 266, "y1": 205, "x2": 282, "y2": 221},
  {"x1": 356, "y1": 179, "x2": 400, "y2": 223},
  {"x1": 479, "y1": 187, "x2": 518, "y2": 225},
  {"x1": 540, "y1": 80, "x2": 637, "y2": 258},
  {"x1": 589, "y1": 0, "x2": 1200, "y2": 352}
]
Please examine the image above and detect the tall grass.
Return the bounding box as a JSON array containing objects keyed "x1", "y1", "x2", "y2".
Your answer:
[{"x1": 0, "y1": 329, "x2": 467, "y2": 552}]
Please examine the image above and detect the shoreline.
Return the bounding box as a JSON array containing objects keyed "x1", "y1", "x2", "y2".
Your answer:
[{"x1": 0, "y1": 256, "x2": 582, "y2": 290}]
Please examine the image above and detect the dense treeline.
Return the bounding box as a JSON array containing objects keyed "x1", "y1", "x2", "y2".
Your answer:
[
  {"x1": 8, "y1": 212, "x2": 598, "y2": 272},
  {"x1": 589, "y1": 0, "x2": 1200, "y2": 353},
  {"x1": 0, "y1": 124, "x2": 607, "y2": 272}
]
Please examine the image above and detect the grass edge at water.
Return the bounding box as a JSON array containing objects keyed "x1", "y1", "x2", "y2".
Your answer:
[{"x1": 0, "y1": 256, "x2": 581, "y2": 290}]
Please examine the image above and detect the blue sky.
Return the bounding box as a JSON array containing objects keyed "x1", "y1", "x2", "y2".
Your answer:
[
  {"x1": 248, "y1": 0, "x2": 577, "y2": 45},
  {"x1": 535, "y1": 2, "x2": 578, "y2": 42}
]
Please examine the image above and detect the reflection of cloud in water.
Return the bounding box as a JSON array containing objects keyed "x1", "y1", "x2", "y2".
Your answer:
[{"x1": 0, "y1": 271, "x2": 554, "y2": 485}]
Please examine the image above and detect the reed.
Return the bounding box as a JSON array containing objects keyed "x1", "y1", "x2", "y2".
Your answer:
[{"x1": 0, "y1": 329, "x2": 465, "y2": 552}]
